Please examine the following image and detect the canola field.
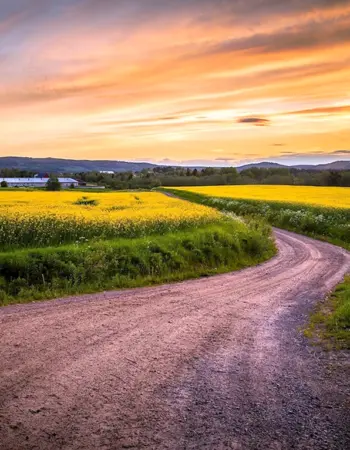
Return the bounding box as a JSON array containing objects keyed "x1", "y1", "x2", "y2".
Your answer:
[
  {"x1": 173, "y1": 185, "x2": 350, "y2": 209},
  {"x1": 0, "y1": 191, "x2": 220, "y2": 250}
]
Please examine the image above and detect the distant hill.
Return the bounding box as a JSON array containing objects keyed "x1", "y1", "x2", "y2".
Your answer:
[
  {"x1": 0, "y1": 157, "x2": 349, "y2": 173},
  {"x1": 237, "y1": 162, "x2": 286, "y2": 172},
  {"x1": 237, "y1": 160, "x2": 350, "y2": 171},
  {"x1": 0, "y1": 157, "x2": 156, "y2": 173},
  {"x1": 294, "y1": 160, "x2": 350, "y2": 171}
]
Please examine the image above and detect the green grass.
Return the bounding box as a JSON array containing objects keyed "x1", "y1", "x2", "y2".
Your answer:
[
  {"x1": 0, "y1": 220, "x2": 276, "y2": 306},
  {"x1": 160, "y1": 188, "x2": 350, "y2": 348},
  {"x1": 305, "y1": 277, "x2": 350, "y2": 349}
]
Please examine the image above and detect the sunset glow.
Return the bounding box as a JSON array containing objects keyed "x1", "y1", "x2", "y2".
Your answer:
[{"x1": 1, "y1": 0, "x2": 350, "y2": 166}]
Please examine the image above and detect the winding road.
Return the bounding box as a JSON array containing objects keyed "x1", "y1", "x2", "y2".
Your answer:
[{"x1": 1, "y1": 229, "x2": 350, "y2": 450}]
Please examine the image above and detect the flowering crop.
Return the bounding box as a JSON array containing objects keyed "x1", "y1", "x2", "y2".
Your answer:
[
  {"x1": 165, "y1": 186, "x2": 350, "y2": 247},
  {"x1": 172, "y1": 185, "x2": 350, "y2": 209},
  {"x1": 0, "y1": 191, "x2": 221, "y2": 249}
]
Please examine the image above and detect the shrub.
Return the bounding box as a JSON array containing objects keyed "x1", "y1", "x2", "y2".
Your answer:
[{"x1": 46, "y1": 177, "x2": 61, "y2": 191}]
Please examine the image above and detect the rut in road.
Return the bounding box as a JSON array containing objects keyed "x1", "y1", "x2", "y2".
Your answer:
[{"x1": 0, "y1": 229, "x2": 349, "y2": 450}]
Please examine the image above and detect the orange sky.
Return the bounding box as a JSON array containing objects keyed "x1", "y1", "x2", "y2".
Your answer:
[{"x1": 1, "y1": 0, "x2": 350, "y2": 166}]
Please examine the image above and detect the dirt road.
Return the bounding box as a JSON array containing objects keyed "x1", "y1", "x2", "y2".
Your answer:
[{"x1": 1, "y1": 229, "x2": 349, "y2": 450}]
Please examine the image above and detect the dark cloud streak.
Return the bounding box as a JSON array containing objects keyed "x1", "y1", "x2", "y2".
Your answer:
[
  {"x1": 286, "y1": 105, "x2": 350, "y2": 115},
  {"x1": 2, "y1": 0, "x2": 350, "y2": 37},
  {"x1": 237, "y1": 117, "x2": 271, "y2": 126},
  {"x1": 195, "y1": 15, "x2": 350, "y2": 59}
]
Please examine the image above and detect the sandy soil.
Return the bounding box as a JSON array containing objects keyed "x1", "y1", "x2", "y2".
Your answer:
[{"x1": 0, "y1": 229, "x2": 349, "y2": 450}]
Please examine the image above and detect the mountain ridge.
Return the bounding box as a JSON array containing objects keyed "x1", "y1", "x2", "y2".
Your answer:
[
  {"x1": 0, "y1": 157, "x2": 349, "y2": 172},
  {"x1": 236, "y1": 160, "x2": 350, "y2": 171},
  {"x1": 0, "y1": 157, "x2": 156, "y2": 173}
]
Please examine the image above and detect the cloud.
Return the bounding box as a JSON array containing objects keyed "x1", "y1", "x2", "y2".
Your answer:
[
  {"x1": 196, "y1": 13, "x2": 350, "y2": 60},
  {"x1": 15, "y1": 1, "x2": 348, "y2": 32},
  {"x1": 158, "y1": 116, "x2": 178, "y2": 121},
  {"x1": 286, "y1": 105, "x2": 350, "y2": 115},
  {"x1": 215, "y1": 153, "x2": 262, "y2": 161},
  {"x1": 237, "y1": 117, "x2": 271, "y2": 126},
  {"x1": 1, "y1": 0, "x2": 350, "y2": 162},
  {"x1": 275, "y1": 150, "x2": 350, "y2": 159},
  {"x1": 154, "y1": 158, "x2": 237, "y2": 167},
  {"x1": 331, "y1": 150, "x2": 350, "y2": 155}
]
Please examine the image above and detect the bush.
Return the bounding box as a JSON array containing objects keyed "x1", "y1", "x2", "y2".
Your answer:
[
  {"x1": 1, "y1": 181, "x2": 8, "y2": 188},
  {"x1": 46, "y1": 177, "x2": 61, "y2": 191}
]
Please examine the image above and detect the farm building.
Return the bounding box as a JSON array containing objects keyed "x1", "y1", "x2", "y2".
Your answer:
[{"x1": 0, "y1": 178, "x2": 79, "y2": 188}]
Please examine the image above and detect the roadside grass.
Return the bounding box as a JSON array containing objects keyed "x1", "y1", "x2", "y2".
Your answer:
[
  {"x1": 0, "y1": 220, "x2": 276, "y2": 306},
  {"x1": 161, "y1": 187, "x2": 350, "y2": 348},
  {"x1": 305, "y1": 277, "x2": 350, "y2": 349}
]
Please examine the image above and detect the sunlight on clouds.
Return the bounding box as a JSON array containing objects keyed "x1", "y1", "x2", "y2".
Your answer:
[{"x1": 0, "y1": 0, "x2": 349, "y2": 164}]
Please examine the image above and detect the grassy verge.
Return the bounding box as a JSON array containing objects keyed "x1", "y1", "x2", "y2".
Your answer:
[
  {"x1": 305, "y1": 277, "x2": 350, "y2": 349},
  {"x1": 161, "y1": 188, "x2": 350, "y2": 348},
  {"x1": 0, "y1": 219, "x2": 276, "y2": 306}
]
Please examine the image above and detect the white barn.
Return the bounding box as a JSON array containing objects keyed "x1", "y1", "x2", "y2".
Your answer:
[{"x1": 0, "y1": 178, "x2": 79, "y2": 188}]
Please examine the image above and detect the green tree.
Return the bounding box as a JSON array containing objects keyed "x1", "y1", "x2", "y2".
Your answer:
[
  {"x1": 1, "y1": 180, "x2": 8, "y2": 188},
  {"x1": 46, "y1": 177, "x2": 61, "y2": 191},
  {"x1": 340, "y1": 171, "x2": 350, "y2": 187},
  {"x1": 327, "y1": 171, "x2": 341, "y2": 186}
]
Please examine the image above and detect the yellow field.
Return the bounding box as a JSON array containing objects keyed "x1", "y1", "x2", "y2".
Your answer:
[
  {"x1": 0, "y1": 191, "x2": 220, "y2": 249},
  {"x1": 172, "y1": 185, "x2": 350, "y2": 209}
]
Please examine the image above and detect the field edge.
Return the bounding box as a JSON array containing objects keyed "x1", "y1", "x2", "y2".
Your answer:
[
  {"x1": 304, "y1": 276, "x2": 350, "y2": 349},
  {"x1": 0, "y1": 220, "x2": 276, "y2": 307}
]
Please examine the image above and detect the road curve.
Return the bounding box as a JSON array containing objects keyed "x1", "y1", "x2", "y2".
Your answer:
[{"x1": 0, "y1": 229, "x2": 349, "y2": 450}]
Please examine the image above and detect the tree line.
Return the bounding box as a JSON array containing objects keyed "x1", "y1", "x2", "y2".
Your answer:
[
  {"x1": 73, "y1": 166, "x2": 350, "y2": 189},
  {"x1": 1, "y1": 167, "x2": 350, "y2": 189}
]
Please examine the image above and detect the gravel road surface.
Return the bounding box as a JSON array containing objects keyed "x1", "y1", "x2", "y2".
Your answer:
[{"x1": 1, "y1": 229, "x2": 349, "y2": 450}]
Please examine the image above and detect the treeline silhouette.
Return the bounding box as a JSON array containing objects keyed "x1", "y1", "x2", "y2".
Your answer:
[
  {"x1": 1, "y1": 167, "x2": 350, "y2": 189},
  {"x1": 75, "y1": 166, "x2": 350, "y2": 188}
]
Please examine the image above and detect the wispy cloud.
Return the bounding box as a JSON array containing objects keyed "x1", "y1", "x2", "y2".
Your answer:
[
  {"x1": 0, "y1": 0, "x2": 350, "y2": 162},
  {"x1": 331, "y1": 150, "x2": 350, "y2": 155},
  {"x1": 237, "y1": 117, "x2": 271, "y2": 126},
  {"x1": 286, "y1": 105, "x2": 350, "y2": 115}
]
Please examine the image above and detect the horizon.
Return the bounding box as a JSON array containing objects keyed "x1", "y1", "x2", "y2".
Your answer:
[
  {"x1": 1, "y1": 155, "x2": 350, "y2": 169},
  {"x1": 1, "y1": 1, "x2": 350, "y2": 165}
]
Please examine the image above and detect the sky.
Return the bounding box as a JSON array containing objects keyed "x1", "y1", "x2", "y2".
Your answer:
[{"x1": 1, "y1": 0, "x2": 350, "y2": 167}]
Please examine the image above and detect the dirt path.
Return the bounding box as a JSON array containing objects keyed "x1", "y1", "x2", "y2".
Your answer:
[{"x1": 0, "y1": 229, "x2": 349, "y2": 450}]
